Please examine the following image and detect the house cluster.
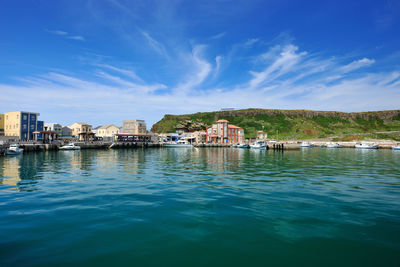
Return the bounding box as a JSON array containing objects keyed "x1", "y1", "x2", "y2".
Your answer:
[
  {"x1": 161, "y1": 119, "x2": 246, "y2": 145},
  {"x1": 0, "y1": 111, "x2": 149, "y2": 143},
  {"x1": 0, "y1": 110, "x2": 265, "y2": 145}
]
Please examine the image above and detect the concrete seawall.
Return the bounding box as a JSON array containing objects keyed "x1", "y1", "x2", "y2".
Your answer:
[{"x1": 1, "y1": 141, "x2": 397, "y2": 155}]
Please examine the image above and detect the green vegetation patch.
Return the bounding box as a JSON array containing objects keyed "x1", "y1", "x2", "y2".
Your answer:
[{"x1": 151, "y1": 109, "x2": 400, "y2": 140}]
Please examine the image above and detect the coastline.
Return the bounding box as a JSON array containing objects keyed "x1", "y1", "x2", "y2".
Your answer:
[{"x1": 1, "y1": 140, "x2": 399, "y2": 155}]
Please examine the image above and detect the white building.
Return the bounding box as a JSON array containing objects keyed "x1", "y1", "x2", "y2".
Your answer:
[{"x1": 44, "y1": 123, "x2": 63, "y2": 135}]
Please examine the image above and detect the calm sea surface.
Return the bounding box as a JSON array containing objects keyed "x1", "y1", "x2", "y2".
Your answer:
[{"x1": 0, "y1": 148, "x2": 399, "y2": 266}]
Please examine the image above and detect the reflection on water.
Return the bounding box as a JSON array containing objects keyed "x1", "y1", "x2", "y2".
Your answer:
[
  {"x1": 0, "y1": 148, "x2": 400, "y2": 266},
  {"x1": 1, "y1": 148, "x2": 400, "y2": 194}
]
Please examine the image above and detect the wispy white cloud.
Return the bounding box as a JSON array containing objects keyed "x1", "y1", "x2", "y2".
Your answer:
[
  {"x1": 141, "y1": 31, "x2": 168, "y2": 58},
  {"x1": 214, "y1": 55, "x2": 222, "y2": 79},
  {"x1": 244, "y1": 38, "x2": 259, "y2": 47},
  {"x1": 46, "y1": 29, "x2": 85, "y2": 41},
  {"x1": 340, "y1": 58, "x2": 375, "y2": 73},
  {"x1": 94, "y1": 63, "x2": 143, "y2": 82},
  {"x1": 210, "y1": 32, "x2": 226, "y2": 40},
  {"x1": 46, "y1": 30, "x2": 68, "y2": 35},
  {"x1": 248, "y1": 44, "x2": 307, "y2": 89},
  {"x1": 67, "y1": 35, "x2": 85, "y2": 41},
  {"x1": 175, "y1": 45, "x2": 212, "y2": 93}
]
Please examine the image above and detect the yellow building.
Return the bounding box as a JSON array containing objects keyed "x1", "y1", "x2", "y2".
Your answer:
[
  {"x1": 192, "y1": 131, "x2": 207, "y2": 144},
  {"x1": 4, "y1": 111, "x2": 41, "y2": 140},
  {"x1": 96, "y1": 124, "x2": 121, "y2": 139},
  {"x1": 0, "y1": 114, "x2": 4, "y2": 136},
  {"x1": 69, "y1": 122, "x2": 94, "y2": 141}
]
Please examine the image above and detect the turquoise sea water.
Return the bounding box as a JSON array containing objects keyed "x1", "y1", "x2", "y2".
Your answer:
[{"x1": 0, "y1": 148, "x2": 399, "y2": 266}]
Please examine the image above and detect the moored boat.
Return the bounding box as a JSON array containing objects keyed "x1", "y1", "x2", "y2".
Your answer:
[
  {"x1": 355, "y1": 142, "x2": 378, "y2": 149},
  {"x1": 5, "y1": 144, "x2": 24, "y2": 155},
  {"x1": 327, "y1": 142, "x2": 342, "y2": 148},
  {"x1": 59, "y1": 143, "x2": 81, "y2": 150},
  {"x1": 236, "y1": 143, "x2": 249, "y2": 148},
  {"x1": 392, "y1": 144, "x2": 400, "y2": 150},
  {"x1": 163, "y1": 140, "x2": 193, "y2": 147},
  {"x1": 250, "y1": 141, "x2": 267, "y2": 149},
  {"x1": 300, "y1": 142, "x2": 314, "y2": 148}
]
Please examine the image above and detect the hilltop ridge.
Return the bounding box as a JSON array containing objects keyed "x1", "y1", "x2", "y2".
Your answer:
[{"x1": 151, "y1": 108, "x2": 400, "y2": 140}]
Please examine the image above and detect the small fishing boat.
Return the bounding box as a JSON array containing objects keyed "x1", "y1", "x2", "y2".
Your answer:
[
  {"x1": 250, "y1": 141, "x2": 267, "y2": 149},
  {"x1": 355, "y1": 142, "x2": 378, "y2": 149},
  {"x1": 300, "y1": 142, "x2": 314, "y2": 148},
  {"x1": 163, "y1": 140, "x2": 193, "y2": 147},
  {"x1": 59, "y1": 143, "x2": 81, "y2": 150},
  {"x1": 327, "y1": 142, "x2": 342, "y2": 148},
  {"x1": 237, "y1": 143, "x2": 250, "y2": 148},
  {"x1": 392, "y1": 144, "x2": 400, "y2": 150},
  {"x1": 5, "y1": 144, "x2": 24, "y2": 155}
]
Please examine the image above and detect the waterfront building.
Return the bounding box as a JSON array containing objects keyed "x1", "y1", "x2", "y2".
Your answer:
[
  {"x1": 44, "y1": 123, "x2": 62, "y2": 135},
  {"x1": 4, "y1": 111, "x2": 41, "y2": 140},
  {"x1": 192, "y1": 131, "x2": 207, "y2": 144},
  {"x1": 61, "y1": 126, "x2": 72, "y2": 137},
  {"x1": 96, "y1": 124, "x2": 121, "y2": 140},
  {"x1": 0, "y1": 114, "x2": 4, "y2": 136},
  {"x1": 257, "y1": 131, "x2": 268, "y2": 141},
  {"x1": 69, "y1": 122, "x2": 94, "y2": 141},
  {"x1": 92, "y1": 126, "x2": 101, "y2": 136},
  {"x1": 206, "y1": 120, "x2": 244, "y2": 144},
  {"x1": 122, "y1": 120, "x2": 147, "y2": 134},
  {"x1": 115, "y1": 133, "x2": 152, "y2": 143}
]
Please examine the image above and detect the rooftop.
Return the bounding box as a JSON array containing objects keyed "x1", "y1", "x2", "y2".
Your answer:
[{"x1": 228, "y1": 125, "x2": 242, "y2": 129}]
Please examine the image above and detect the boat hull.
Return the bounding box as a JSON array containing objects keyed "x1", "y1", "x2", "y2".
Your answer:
[
  {"x1": 59, "y1": 147, "x2": 81, "y2": 150},
  {"x1": 5, "y1": 149, "x2": 23, "y2": 155},
  {"x1": 355, "y1": 145, "x2": 378, "y2": 149},
  {"x1": 327, "y1": 144, "x2": 342, "y2": 148},
  {"x1": 392, "y1": 146, "x2": 400, "y2": 150},
  {"x1": 163, "y1": 144, "x2": 193, "y2": 148},
  {"x1": 250, "y1": 145, "x2": 266, "y2": 149},
  {"x1": 236, "y1": 145, "x2": 249, "y2": 148}
]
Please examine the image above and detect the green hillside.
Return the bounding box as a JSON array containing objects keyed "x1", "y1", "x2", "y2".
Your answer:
[{"x1": 151, "y1": 109, "x2": 400, "y2": 140}]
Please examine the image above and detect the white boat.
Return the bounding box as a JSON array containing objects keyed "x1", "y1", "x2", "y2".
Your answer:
[
  {"x1": 6, "y1": 144, "x2": 23, "y2": 155},
  {"x1": 236, "y1": 143, "x2": 249, "y2": 148},
  {"x1": 327, "y1": 142, "x2": 342, "y2": 148},
  {"x1": 392, "y1": 144, "x2": 400, "y2": 150},
  {"x1": 250, "y1": 141, "x2": 267, "y2": 149},
  {"x1": 355, "y1": 142, "x2": 378, "y2": 149},
  {"x1": 300, "y1": 142, "x2": 314, "y2": 148},
  {"x1": 163, "y1": 140, "x2": 193, "y2": 147},
  {"x1": 59, "y1": 143, "x2": 81, "y2": 150}
]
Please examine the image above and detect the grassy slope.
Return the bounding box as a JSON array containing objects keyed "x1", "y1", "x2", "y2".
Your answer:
[{"x1": 151, "y1": 109, "x2": 400, "y2": 140}]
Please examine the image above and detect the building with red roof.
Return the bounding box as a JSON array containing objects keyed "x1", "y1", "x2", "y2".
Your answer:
[{"x1": 206, "y1": 120, "x2": 244, "y2": 144}]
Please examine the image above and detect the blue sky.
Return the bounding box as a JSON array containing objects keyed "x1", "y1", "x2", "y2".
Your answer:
[{"x1": 1, "y1": 0, "x2": 399, "y2": 127}]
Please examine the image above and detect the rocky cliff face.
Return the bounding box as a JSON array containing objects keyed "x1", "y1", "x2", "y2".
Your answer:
[{"x1": 181, "y1": 109, "x2": 400, "y2": 120}]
